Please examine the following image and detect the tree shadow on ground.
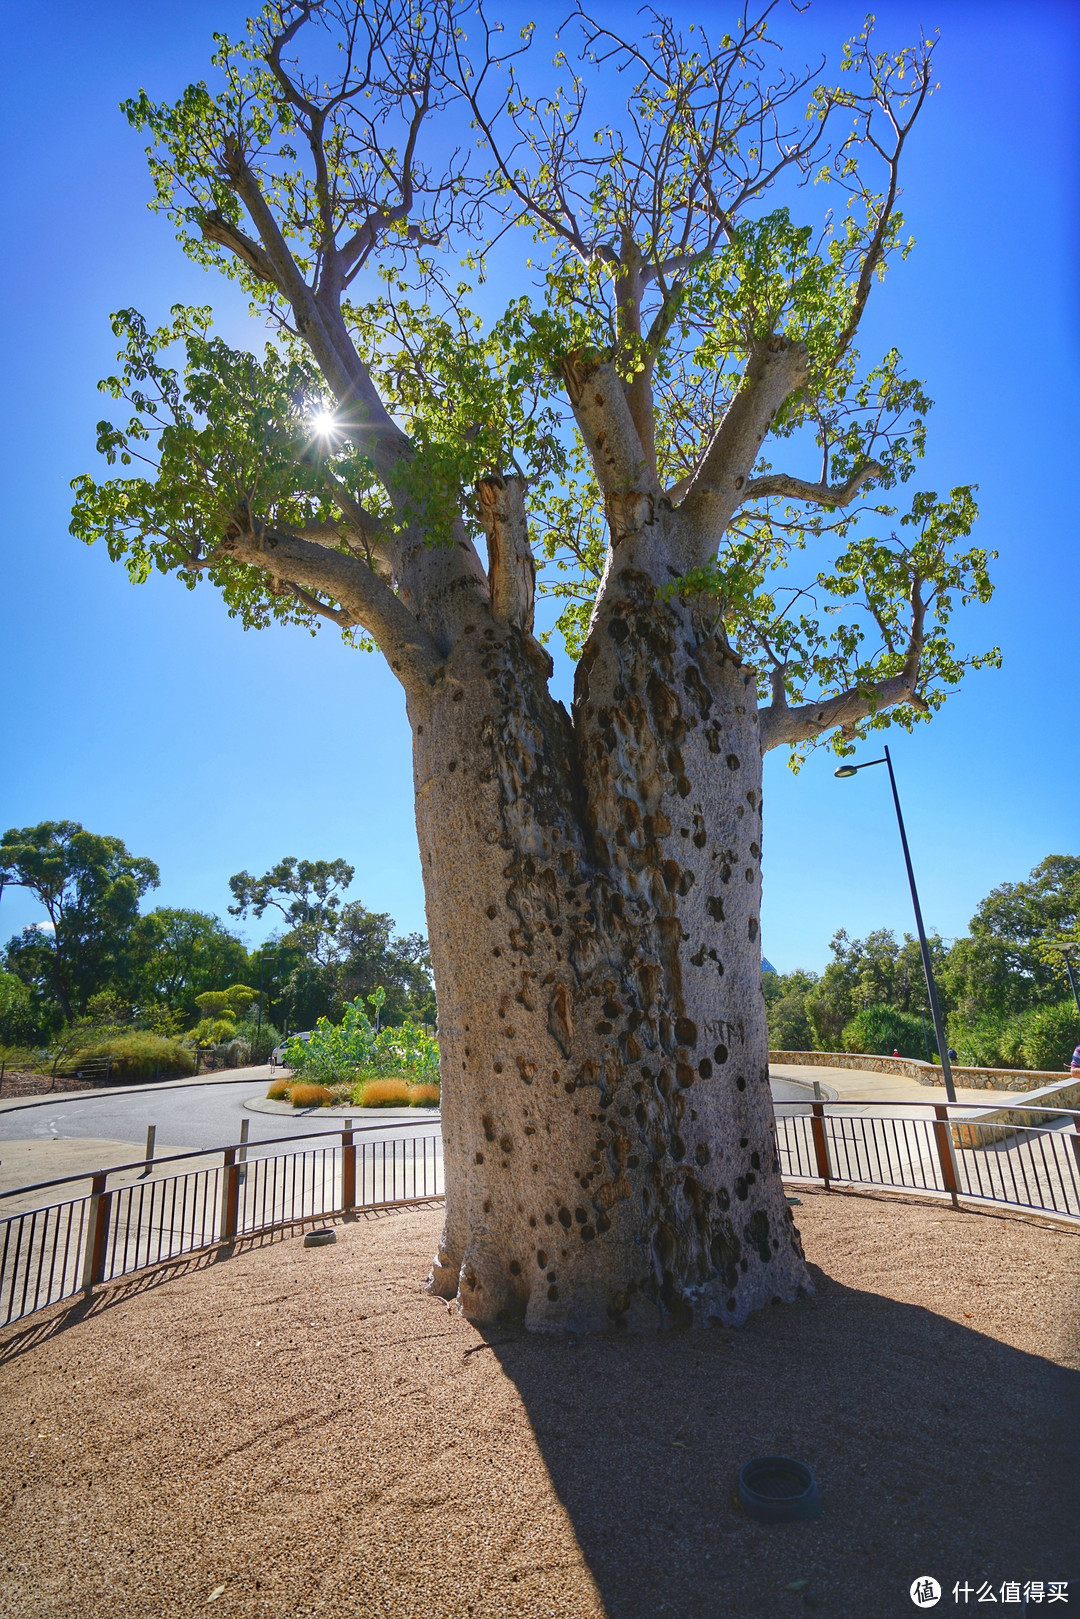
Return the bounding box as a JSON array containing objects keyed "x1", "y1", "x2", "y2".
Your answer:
[{"x1": 488, "y1": 1254, "x2": 1079, "y2": 1619}]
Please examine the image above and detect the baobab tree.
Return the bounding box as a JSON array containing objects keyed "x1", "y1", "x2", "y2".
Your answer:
[{"x1": 73, "y1": 1, "x2": 997, "y2": 1331}]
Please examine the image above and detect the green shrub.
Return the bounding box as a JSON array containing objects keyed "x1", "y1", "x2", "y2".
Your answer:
[
  {"x1": 841, "y1": 1005, "x2": 932, "y2": 1060},
  {"x1": 287, "y1": 998, "x2": 439, "y2": 1084},
  {"x1": 233, "y1": 1016, "x2": 281, "y2": 1065},
  {"x1": 1019, "y1": 1001, "x2": 1079, "y2": 1071},
  {"x1": 69, "y1": 1033, "x2": 195, "y2": 1079},
  {"x1": 0, "y1": 1043, "x2": 48, "y2": 1073},
  {"x1": 950, "y1": 1014, "x2": 1011, "y2": 1069}
]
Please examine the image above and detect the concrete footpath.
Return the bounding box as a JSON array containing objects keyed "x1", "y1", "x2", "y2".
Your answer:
[{"x1": 769, "y1": 1062, "x2": 1031, "y2": 1112}]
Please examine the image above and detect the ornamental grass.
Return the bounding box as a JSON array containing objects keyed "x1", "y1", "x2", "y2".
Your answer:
[
  {"x1": 265, "y1": 1079, "x2": 291, "y2": 1100},
  {"x1": 407, "y1": 1082, "x2": 441, "y2": 1107},
  {"x1": 288, "y1": 1082, "x2": 335, "y2": 1108},
  {"x1": 354, "y1": 1076, "x2": 414, "y2": 1108}
]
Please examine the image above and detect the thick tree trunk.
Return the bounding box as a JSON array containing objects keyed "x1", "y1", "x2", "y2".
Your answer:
[{"x1": 411, "y1": 575, "x2": 810, "y2": 1333}]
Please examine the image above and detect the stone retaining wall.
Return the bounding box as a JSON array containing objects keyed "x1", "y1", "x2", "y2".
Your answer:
[{"x1": 768, "y1": 1049, "x2": 1070, "y2": 1093}]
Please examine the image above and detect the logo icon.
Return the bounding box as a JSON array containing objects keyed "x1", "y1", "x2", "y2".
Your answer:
[{"x1": 910, "y1": 1577, "x2": 942, "y2": 1608}]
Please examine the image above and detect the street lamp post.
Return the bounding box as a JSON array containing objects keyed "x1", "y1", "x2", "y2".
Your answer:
[
  {"x1": 255, "y1": 950, "x2": 279, "y2": 1037},
  {"x1": 834, "y1": 744, "x2": 958, "y2": 1105}
]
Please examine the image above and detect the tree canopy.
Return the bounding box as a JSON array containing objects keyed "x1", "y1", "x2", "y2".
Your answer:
[
  {"x1": 129, "y1": 906, "x2": 250, "y2": 1018},
  {"x1": 0, "y1": 822, "x2": 160, "y2": 1023},
  {"x1": 765, "y1": 855, "x2": 1080, "y2": 1070},
  {"x1": 70, "y1": 0, "x2": 998, "y2": 760}
]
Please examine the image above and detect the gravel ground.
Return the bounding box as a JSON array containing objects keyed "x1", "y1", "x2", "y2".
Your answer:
[{"x1": 0, "y1": 1191, "x2": 1076, "y2": 1619}]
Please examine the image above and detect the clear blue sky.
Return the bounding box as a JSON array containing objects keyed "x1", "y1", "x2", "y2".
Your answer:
[{"x1": 1, "y1": 1, "x2": 1077, "y2": 969}]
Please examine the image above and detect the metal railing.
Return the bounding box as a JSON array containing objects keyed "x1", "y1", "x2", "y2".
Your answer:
[
  {"x1": 774, "y1": 1099, "x2": 1080, "y2": 1223},
  {"x1": 3, "y1": 1100, "x2": 1077, "y2": 1332},
  {"x1": 0, "y1": 1118, "x2": 442, "y2": 1328}
]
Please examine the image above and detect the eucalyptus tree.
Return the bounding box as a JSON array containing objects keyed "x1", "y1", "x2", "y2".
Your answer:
[
  {"x1": 1, "y1": 823, "x2": 160, "y2": 1024},
  {"x1": 73, "y1": 2, "x2": 998, "y2": 1331}
]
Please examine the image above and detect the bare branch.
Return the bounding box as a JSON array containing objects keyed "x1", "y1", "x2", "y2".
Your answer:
[
  {"x1": 740, "y1": 462, "x2": 884, "y2": 509},
  {"x1": 219, "y1": 512, "x2": 443, "y2": 693},
  {"x1": 831, "y1": 40, "x2": 936, "y2": 362}
]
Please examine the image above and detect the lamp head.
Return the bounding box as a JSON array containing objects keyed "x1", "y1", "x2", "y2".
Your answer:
[{"x1": 833, "y1": 765, "x2": 859, "y2": 778}]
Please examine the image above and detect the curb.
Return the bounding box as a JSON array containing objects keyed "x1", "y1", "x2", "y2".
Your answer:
[
  {"x1": 772, "y1": 1075, "x2": 839, "y2": 1103},
  {"x1": 245, "y1": 1097, "x2": 441, "y2": 1119}
]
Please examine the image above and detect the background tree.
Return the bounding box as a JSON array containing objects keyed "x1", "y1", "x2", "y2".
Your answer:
[
  {"x1": 0, "y1": 822, "x2": 159, "y2": 1023},
  {"x1": 228, "y1": 856, "x2": 354, "y2": 963},
  {"x1": 803, "y1": 926, "x2": 943, "y2": 1051},
  {"x1": 762, "y1": 967, "x2": 818, "y2": 1051},
  {"x1": 0, "y1": 969, "x2": 46, "y2": 1048},
  {"x1": 229, "y1": 854, "x2": 356, "y2": 1026},
  {"x1": 129, "y1": 906, "x2": 250, "y2": 1021},
  {"x1": 72, "y1": 3, "x2": 998, "y2": 1330},
  {"x1": 940, "y1": 855, "x2": 1080, "y2": 1021},
  {"x1": 333, "y1": 902, "x2": 435, "y2": 1025}
]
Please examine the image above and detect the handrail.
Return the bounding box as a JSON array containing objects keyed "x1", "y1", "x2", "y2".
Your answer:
[
  {"x1": 0, "y1": 1114, "x2": 441, "y2": 1205},
  {"x1": 2, "y1": 1101, "x2": 1076, "y2": 1333},
  {"x1": 1, "y1": 1115, "x2": 446, "y2": 1327}
]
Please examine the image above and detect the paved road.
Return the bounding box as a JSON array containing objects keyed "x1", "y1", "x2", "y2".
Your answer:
[
  {"x1": 1, "y1": 1071, "x2": 821, "y2": 1153},
  {"x1": 0, "y1": 1078, "x2": 434, "y2": 1154}
]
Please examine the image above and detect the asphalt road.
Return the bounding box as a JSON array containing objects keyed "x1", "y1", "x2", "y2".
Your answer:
[
  {"x1": 0, "y1": 1078, "x2": 438, "y2": 1154},
  {"x1": 0, "y1": 1071, "x2": 814, "y2": 1154}
]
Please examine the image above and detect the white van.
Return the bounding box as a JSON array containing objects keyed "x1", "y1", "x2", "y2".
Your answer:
[{"x1": 270, "y1": 1031, "x2": 311, "y2": 1067}]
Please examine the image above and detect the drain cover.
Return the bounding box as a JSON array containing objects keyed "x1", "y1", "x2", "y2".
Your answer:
[{"x1": 738, "y1": 1457, "x2": 821, "y2": 1523}]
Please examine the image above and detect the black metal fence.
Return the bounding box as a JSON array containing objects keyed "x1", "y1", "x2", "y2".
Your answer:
[
  {"x1": 0, "y1": 1119, "x2": 443, "y2": 1328},
  {"x1": 774, "y1": 1100, "x2": 1080, "y2": 1221}
]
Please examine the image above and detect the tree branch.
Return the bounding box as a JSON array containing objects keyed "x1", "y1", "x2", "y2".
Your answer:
[
  {"x1": 759, "y1": 672, "x2": 924, "y2": 751},
  {"x1": 220, "y1": 513, "x2": 443, "y2": 693},
  {"x1": 677, "y1": 337, "x2": 809, "y2": 547},
  {"x1": 759, "y1": 573, "x2": 928, "y2": 752},
  {"x1": 740, "y1": 462, "x2": 884, "y2": 509},
  {"x1": 200, "y1": 211, "x2": 279, "y2": 284},
  {"x1": 279, "y1": 580, "x2": 356, "y2": 628},
  {"x1": 559, "y1": 355, "x2": 660, "y2": 540},
  {"x1": 476, "y1": 475, "x2": 535, "y2": 633}
]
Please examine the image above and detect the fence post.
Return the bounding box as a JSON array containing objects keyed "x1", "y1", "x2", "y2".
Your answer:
[
  {"x1": 1070, "y1": 1114, "x2": 1080, "y2": 1178},
  {"x1": 810, "y1": 1101, "x2": 831, "y2": 1187},
  {"x1": 218, "y1": 1147, "x2": 239, "y2": 1243},
  {"x1": 342, "y1": 1123, "x2": 356, "y2": 1211},
  {"x1": 237, "y1": 1117, "x2": 249, "y2": 1183},
  {"x1": 139, "y1": 1124, "x2": 156, "y2": 1179},
  {"x1": 81, "y1": 1172, "x2": 112, "y2": 1293},
  {"x1": 933, "y1": 1104, "x2": 960, "y2": 1210}
]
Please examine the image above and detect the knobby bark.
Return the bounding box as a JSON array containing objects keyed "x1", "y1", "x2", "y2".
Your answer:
[{"x1": 408, "y1": 538, "x2": 810, "y2": 1330}]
